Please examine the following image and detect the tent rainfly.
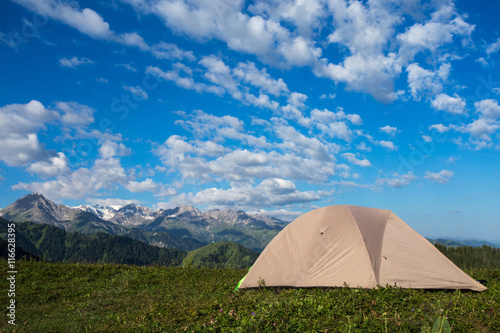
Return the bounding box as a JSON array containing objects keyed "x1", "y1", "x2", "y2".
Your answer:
[{"x1": 237, "y1": 205, "x2": 486, "y2": 292}]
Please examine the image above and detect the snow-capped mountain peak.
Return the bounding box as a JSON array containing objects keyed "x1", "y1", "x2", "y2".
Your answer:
[
  {"x1": 74, "y1": 204, "x2": 118, "y2": 221},
  {"x1": 111, "y1": 203, "x2": 157, "y2": 226}
]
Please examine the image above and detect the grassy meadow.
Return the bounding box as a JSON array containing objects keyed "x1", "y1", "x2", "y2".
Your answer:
[{"x1": 0, "y1": 259, "x2": 499, "y2": 332}]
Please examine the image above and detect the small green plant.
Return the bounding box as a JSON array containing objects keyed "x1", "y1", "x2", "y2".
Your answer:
[
  {"x1": 257, "y1": 276, "x2": 266, "y2": 289},
  {"x1": 184, "y1": 256, "x2": 193, "y2": 268},
  {"x1": 432, "y1": 315, "x2": 451, "y2": 333}
]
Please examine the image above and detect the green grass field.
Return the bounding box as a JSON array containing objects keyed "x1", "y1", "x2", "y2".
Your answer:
[{"x1": 1, "y1": 259, "x2": 498, "y2": 332}]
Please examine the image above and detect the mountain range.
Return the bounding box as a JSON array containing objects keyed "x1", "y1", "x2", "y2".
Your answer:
[
  {"x1": 1, "y1": 193, "x2": 498, "y2": 252},
  {"x1": 427, "y1": 238, "x2": 500, "y2": 249},
  {"x1": 0, "y1": 193, "x2": 288, "y2": 252}
]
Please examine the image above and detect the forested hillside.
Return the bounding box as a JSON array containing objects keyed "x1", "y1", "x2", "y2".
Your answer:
[
  {"x1": 435, "y1": 243, "x2": 500, "y2": 270},
  {"x1": 183, "y1": 241, "x2": 259, "y2": 268},
  {"x1": 0, "y1": 218, "x2": 185, "y2": 266},
  {"x1": 0, "y1": 238, "x2": 39, "y2": 261},
  {"x1": 0, "y1": 218, "x2": 260, "y2": 268}
]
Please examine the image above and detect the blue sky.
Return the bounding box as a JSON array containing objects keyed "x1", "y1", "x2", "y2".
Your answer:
[{"x1": 1, "y1": 0, "x2": 499, "y2": 240}]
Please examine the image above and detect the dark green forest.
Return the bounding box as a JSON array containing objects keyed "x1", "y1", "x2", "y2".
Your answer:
[
  {"x1": 0, "y1": 218, "x2": 185, "y2": 266},
  {"x1": 435, "y1": 243, "x2": 500, "y2": 270},
  {"x1": 183, "y1": 241, "x2": 259, "y2": 268}
]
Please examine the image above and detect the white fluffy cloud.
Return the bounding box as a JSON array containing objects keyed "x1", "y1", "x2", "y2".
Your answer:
[
  {"x1": 173, "y1": 110, "x2": 260, "y2": 146},
  {"x1": 475, "y1": 99, "x2": 500, "y2": 119},
  {"x1": 115, "y1": 63, "x2": 137, "y2": 72},
  {"x1": 233, "y1": 62, "x2": 289, "y2": 96},
  {"x1": 0, "y1": 100, "x2": 58, "y2": 166},
  {"x1": 275, "y1": 125, "x2": 331, "y2": 161},
  {"x1": 317, "y1": 1, "x2": 471, "y2": 102},
  {"x1": 126, "y1": 178, "x2": 161, "y2": 193},
  {"x1": 397, "y1": 9, "x2": 474, "y2": 63},
  {"x1": 13, "y1": 168, "x2": 97, "y2": 199},
  {"x1": 146, "y1": 64, "x2": 224, "y2": 95},
  {"x1": 13, "y1": 157, "x2": 129, "y2": 199},
  {"x1": 426, "y1": 98, "x2": 500, "y2": 148},
  {"x1": 163, "y1": 180, "x2": 320, "y2": 210},
  {"x1": 151, "y1": 42, "x2": 196, "y2": 61},
  {"x1": 375, "y1": 140, "x2": 397, "y2": 151},
  {"x1": 316, "y1": 53, "x2": 402, "y2": 103},
  {"x1": 27, "y1": 152, "x2": 70, "y2": 177},
  {"x1": 147, "y1": 56, "x2": 308, "y2": 113},
  {"x1": 0, "y1": 100, "x2": 100, "y2": 168},
  {"x1": 431, "y1": 93, "x2": 466, "y2": 115},
  {"x1": 124, "y1": 0, "x2": 294, "y2": 62},
  {"x1": 59, "y1": 56, "x2": 95, "y2": 68},
  {"x1": 422, "y1": 135, "x2": 432, "y2": 143},
  {"x1": 342, "y1": 153, "x2": 371, "y2": 167},
  {"x1": 432, "y1": 99, "x2": 500, "y2": 147},
  {"x1": 245, "y1": 93, "x2": 279, "y2": 111},
  {"x1": 424, "y1": 170, "x2": 454, "y2": 184},
  {"x1": 5, "y1": 106, "x2": 137, "y2": 199},
  {"x1": 453, "y1": 99, "x2": 500, "y2": 144},
  {"x1": 0, "y1": 133, "x2": 46, "y2": 167},
  {"x1": 199, "y1": 56, "x2": 241, "y2": 99},
  {"x1": 91, "y1": 158, "x2": 129, "y2": 185},
  {"x1": 429, "y1": 124, "x2": 450, "y2": 133},
  {"x1": 406, "y1": 63, "x2": 450, "y2": 100},
  {"x1": 313, "y1": 0, "x2": 409, "y2": 102},
  {"x1": 278, "y1": 36, "x2": 322, "y2": 66},
  {"x1": 98, "y1": 140, "x2": 132, "y2": 159},
  {"x1": 56, "y1": 102, "x2": 95, "y2": 128},
  {"x1": 123, "y1": 86, "x2": 148, "y2": 100},
  {"x1": 356, "y1": 142, "x2": 371, "y2": 152},
  {"x1": 376, "y1": 172, "x2": 417, "y2": 188},
  {"x1": 302, "y1": 107, "x2": 363, "y2": 142},
  {"x1": 379, "y1": 125, "x2": 398, "y2": 136},
  {"x1": 14, "y1": 0, "x2": 149, "y2": 50},
  {"x1": 486, "y1": 37, "x2": 500, "y2": 55},
  {"x1": 461, "y1": 118, "x2": 500, "y2": 141},
  {"x1": 154, "y1": 111, "x2": 338, "y2": 186},
  {"x1": 257, "y1": 178, "x2": 296, "y2": 195}
]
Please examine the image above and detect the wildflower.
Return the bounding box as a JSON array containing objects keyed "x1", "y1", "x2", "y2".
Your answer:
[
  {"x1": 219, "y1": 309, "x2": 223, "y2": 313},
  {"x1": 251, "y1": 312, "x2": 255, "y2": 316}
]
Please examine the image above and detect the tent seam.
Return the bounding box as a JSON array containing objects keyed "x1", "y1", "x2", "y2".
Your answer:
[
  {"x1": 377, "y1": 209, "x2": 390, "y2": 285},
  {"x1": 345, "y1": 206, "x2": 378, "y2": 288}
]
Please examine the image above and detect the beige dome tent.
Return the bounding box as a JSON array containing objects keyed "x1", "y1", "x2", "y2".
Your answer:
[{"x1": 238, "y1": 205, "x2": 486, "y2": 291}]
